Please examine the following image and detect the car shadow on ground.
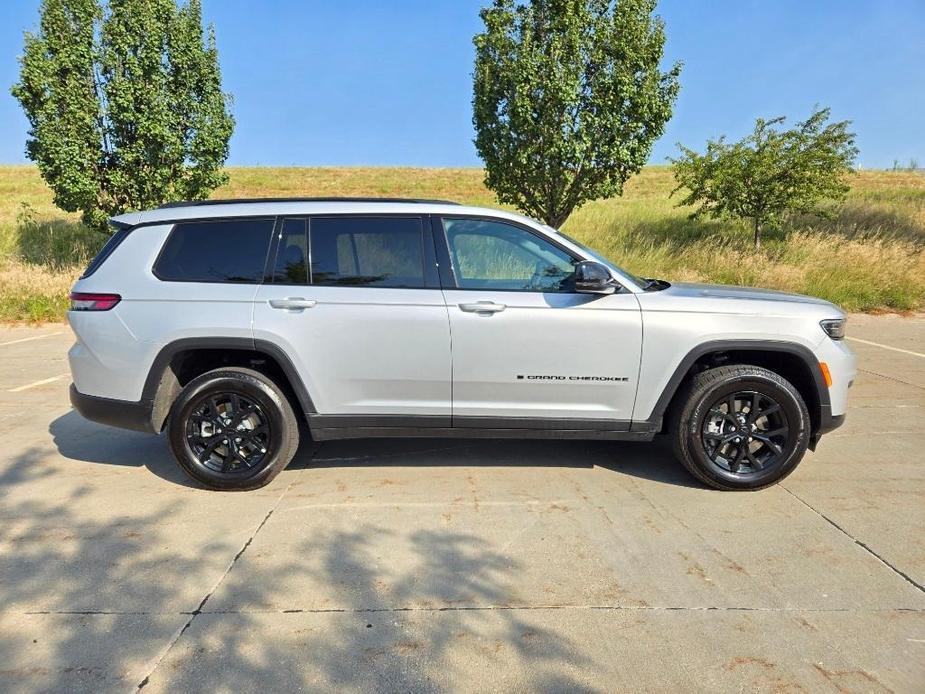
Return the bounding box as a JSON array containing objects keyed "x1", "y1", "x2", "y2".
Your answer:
[{"x1": 49, "y1": 410, "x2": 703, "y2": 490}]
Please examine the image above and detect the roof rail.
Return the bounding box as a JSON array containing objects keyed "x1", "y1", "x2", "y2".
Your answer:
[{"x1": 157, "y1": 197, "x2": 460, "y2": 209}]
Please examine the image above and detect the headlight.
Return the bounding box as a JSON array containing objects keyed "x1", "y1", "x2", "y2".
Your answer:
[{"x1": 820, "y1": 318, "x2": 846, "y2": 340}]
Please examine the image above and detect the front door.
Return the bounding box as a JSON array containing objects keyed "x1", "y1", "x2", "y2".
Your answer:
[
  {"x1": 437, "y1": 217, "x2": 642, "y2": 428},
  {"x1": 253, "y1": 215, "x2": 451, "y2": 429}
]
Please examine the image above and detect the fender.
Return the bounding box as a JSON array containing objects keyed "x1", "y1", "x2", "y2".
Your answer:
[
  {"x1": 631, "y1": 339, "x2": 833, "y2": 435},
  {"x1": 141, "y1": 337, "x2": 317, "y2": 431}
]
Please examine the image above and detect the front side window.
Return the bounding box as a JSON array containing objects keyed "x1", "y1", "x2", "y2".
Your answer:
[
  {"x1": 309, "y1": 217, "x2": 425, "y2": 288},
  {"x1": 155, "y1": 219, "x2": 275, "y2": 283},
  {"x1": 443, "y1": 218, "x2": 578, "y2": 292}
]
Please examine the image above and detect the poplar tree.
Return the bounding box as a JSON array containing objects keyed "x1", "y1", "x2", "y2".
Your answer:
[{"x1": 12, "y1": 0, "x2": 234, "y2": 230}]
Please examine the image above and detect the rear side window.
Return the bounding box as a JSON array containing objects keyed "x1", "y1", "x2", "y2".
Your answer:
[
  {"x1": 155, "y1": 219, "x2": 275, "y2": 283},
  {"x1": 272, "y1": 216, "x2": 426, "y2": 288},
  {"x1": 81, "y1": 225, "x2": 132, "y2": 278}
]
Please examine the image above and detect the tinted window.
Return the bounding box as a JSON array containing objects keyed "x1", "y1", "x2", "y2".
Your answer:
[
  {"x1": 310, "y1": 217, "x2": 425, "y2": 288},
  {"x1": 81, "y1": 225, "x2": 132, "y2": 278},
  {"x1": 443, "y1": 218, "x2": 577, "y2": 292},
  {"x1": 273, "y1": 218, "x2": 308, "y2": 284},
  {"x1": 155, "y1": 219, "x2": 275, "y2": 283}
]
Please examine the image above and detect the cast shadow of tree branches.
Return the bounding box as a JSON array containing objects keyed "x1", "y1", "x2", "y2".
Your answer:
[{"x1": 5, "y1": 414, "x2": 638, "y2": 691}]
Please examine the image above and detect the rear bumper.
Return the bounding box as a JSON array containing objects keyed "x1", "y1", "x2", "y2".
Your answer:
[{"x1": 69, "y1": 384, "x2": 156, "y2": 434}]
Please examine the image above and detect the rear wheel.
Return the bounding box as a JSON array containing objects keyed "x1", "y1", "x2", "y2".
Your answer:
[
  {"x1": 167, "y1": 367, "x2": 299, "y2": 490},
  {"x1": 670, "y1": 365, "x2": 810, "y2": 490}
]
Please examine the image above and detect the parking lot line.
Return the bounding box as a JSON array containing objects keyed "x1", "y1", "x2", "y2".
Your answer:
[
  {"x1": 8, "y1": 373, "x2": 69, "y2": 393},
  {"x1": 0, "y1": 332, "x2": 62, "y2": 347},
  {"x1": 846, "y1": 336, "x2": 925, "y2": 358}
]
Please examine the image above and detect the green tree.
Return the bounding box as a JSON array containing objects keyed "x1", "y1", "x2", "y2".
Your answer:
[
  {"x1": 671, "y1": 107, "x2": 858, "y2": 250},
  {"x1": 12, "y1": 0, "x2": 234, "y2": 230},
  {"x1": 473, "y1": 0, "x2": 680, "y2": 229}
]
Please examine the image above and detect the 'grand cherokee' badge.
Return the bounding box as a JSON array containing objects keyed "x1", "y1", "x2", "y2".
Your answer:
[{"x1": 517, "y1": 375, "x2": 629, "y2": 382}]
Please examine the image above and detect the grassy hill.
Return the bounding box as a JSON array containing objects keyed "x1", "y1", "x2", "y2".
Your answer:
[{"x1": 1, "y1": 165, "x2": 923, "y2": 321}]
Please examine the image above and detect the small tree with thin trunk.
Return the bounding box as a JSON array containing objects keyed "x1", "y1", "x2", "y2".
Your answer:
[
  {"x1": 473, "y1": 0, "x2": 681, "y2": 229},
  {"x1": 670, "y1": 107, "x2": 858, "y2": 250},
  {"x1": 12, "y1": 0, "x2": 234, "y2": 231}
]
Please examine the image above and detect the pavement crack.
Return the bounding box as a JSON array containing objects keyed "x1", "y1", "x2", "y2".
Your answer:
[
  {"x1": 196, "y1": 604, "x2": 923, "y2": 615},
  {"x1": 12, "y1": 605, "x2": 924, "y2": 619},
  {"x1": 134, "y1": 482, "x2": 292, "y2": 691},
  {"x1": 781, "y1": 485, "x2": 925, "y2": 595},
  {"x1": 858, "y1": 368, "x2": 925, "y2": 391}
]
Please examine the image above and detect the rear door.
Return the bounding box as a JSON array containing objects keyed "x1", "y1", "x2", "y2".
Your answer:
[
  {"x1": 253, "y1": 215, "x2": 452, "y2": 429},
  {"x1": 436, "y1": 216, "x2": 642, "y2": 428}
]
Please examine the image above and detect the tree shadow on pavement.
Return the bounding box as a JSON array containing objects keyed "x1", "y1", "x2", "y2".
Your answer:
[
  {"x1": 153, "y1": 524, "x2": 599, "y2": 692},
  {"x1": 2, "y1": 439, "x2": 602, "y2": 691}
]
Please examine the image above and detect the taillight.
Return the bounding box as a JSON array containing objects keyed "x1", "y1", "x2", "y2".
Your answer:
[{"x1": 69, "y1": 292, "x2": 121, "y2": 311}]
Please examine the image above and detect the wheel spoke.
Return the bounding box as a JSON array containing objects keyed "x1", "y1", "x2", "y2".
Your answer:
[
  {"x1": 753, "y1": 434, "x2": 782, "y2": 455},
  {"x1": 208, "y1": 395, "x2": 222, "y2": 418},
  {"x1": 727, "y1": 443, "x2": 746, "y2": 472},
  {"x1": 752, "y1": 403, "x2": 780, "y2": 422},
  {"x1": 198, "y1": 437, "x2": 223, "y2": 463},
  {"x1": 705, "y1": 431, "x2": 739, "y2": 446},
  {"x1": 232, "y1": 445, "x2": 253, "y2": 467},
  {"x1": 185, "y1": 390, "x2": 270, "y2": 475},
  {"x1": 744, "y1": 446, "x2": 764, "y2": 470},
  {"x1": 761, "y1": 427, "x2": 788, "y2": 438},
  {"x1": 243, "y1": 433, "x2": 266, "y2": 450},
  {"x1": 221, "y1": 454, "x2": 236, "y2": 473}
]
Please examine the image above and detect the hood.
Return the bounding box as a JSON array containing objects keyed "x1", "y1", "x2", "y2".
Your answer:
[{"x1": 661, "y1": 282, "x2": 839, "y2": 308}]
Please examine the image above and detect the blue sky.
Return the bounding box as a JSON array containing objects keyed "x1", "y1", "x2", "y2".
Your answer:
[{"x1": 1, "y1": 0, "x2": 923, "y2": 168}]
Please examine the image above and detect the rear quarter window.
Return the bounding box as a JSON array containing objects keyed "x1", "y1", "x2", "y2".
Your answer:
[
  {"x1": 154, "y1": 219, "x2": 275, "y2": 283},
  {"x1": 81, "y1": 225, "x2": 132, "y2": 279}
]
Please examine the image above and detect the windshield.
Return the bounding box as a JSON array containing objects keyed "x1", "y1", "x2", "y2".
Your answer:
[{"x1": 549, "y1": 227, "x2": 646, "y2": 288}]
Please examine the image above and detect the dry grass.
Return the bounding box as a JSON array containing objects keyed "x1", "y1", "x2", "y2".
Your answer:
[{"x1": 1, "y1": 165, "x2": 924, "y2": 321}]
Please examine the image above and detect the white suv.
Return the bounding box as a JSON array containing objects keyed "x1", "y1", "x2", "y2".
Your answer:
[{"x1": 68, "y1": 198, "x2": 855, "y2": 491}]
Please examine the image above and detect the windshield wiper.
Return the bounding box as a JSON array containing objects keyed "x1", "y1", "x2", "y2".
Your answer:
[{"x1": 641, "y1": 278, "x2": 670, "y2": 292}]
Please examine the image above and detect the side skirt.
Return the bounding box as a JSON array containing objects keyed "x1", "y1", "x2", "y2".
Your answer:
[{"x1": 307, "y1": 414, "x2": 653, "y2": 442}]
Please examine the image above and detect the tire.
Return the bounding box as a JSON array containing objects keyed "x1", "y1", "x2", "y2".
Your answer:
[
  {"x1": 669, "y1": 365, "x2": 811, "y2": 491},
  {"x1": 167, "y1": 367, "x2": 299, "y2": 491}
]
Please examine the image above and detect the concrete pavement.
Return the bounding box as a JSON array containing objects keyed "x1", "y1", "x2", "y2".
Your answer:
[{"x1": 0, "y1": 316, "x2": 923, "y2": 692}]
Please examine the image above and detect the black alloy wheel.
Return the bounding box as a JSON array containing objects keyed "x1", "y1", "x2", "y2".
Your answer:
[
  {"x1": 186, "y1": 391, "x2": 271, "y2": 474},
  {"x1": 168, "y1": 367, "x2": 299, "y2": 490},
  {"x1": 670, "y1": 364, "x2": 810, "y2": 491},
  {"x1": 701, "y1": 391, "x2": 789, "y2": 475}
]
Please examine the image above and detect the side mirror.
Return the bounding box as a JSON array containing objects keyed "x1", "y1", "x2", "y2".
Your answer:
[{"x1": 574, "y1": 261, "x2": 617, "y2": 295}]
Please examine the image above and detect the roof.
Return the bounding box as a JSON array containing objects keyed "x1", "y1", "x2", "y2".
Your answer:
[
  {"x1": 111, "y1": 198, "x2": 531, "y2": 228},
  {"x1": 157, "y1": 197, "x2": 460, "y2": 209}
]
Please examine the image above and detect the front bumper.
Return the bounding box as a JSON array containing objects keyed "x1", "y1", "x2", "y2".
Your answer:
[
  {"x1": 809, "y1": 408, "x2": 846, "y2": 450},
  {"x1": 69, "y1": 384, "x2": 157, "y2": 434},
  {"x1": 818, "y1": 409, "x2": 846, "y2": 435}
]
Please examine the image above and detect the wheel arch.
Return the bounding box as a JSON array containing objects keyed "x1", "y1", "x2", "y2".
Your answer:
[
  {"x1": 143, "y1": 337, "x2": 316, "y2": 432},
  {"x1": 643, "y1": 340, "x2": 830, "y2": 438}
]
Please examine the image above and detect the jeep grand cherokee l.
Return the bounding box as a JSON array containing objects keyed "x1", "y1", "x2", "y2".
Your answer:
[{"x1": 68, "y1": 198, "x2": 855, "y2": 491}]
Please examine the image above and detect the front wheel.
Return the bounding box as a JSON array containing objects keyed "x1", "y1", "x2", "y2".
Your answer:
[
  {"x1": 670, "y1": 365, "x2": 811, "y2": 491},
  {"x1": 167, "y1": 367, "x2": 299, "y2": 490}
]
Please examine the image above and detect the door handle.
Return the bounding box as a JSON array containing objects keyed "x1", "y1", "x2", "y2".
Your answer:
[
  {"x1": 458, "y1": 301, "x2": 506, "y2": 314},
  {"x1": 268, "y1": 297, "x2": 317, "y2": 311}
]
